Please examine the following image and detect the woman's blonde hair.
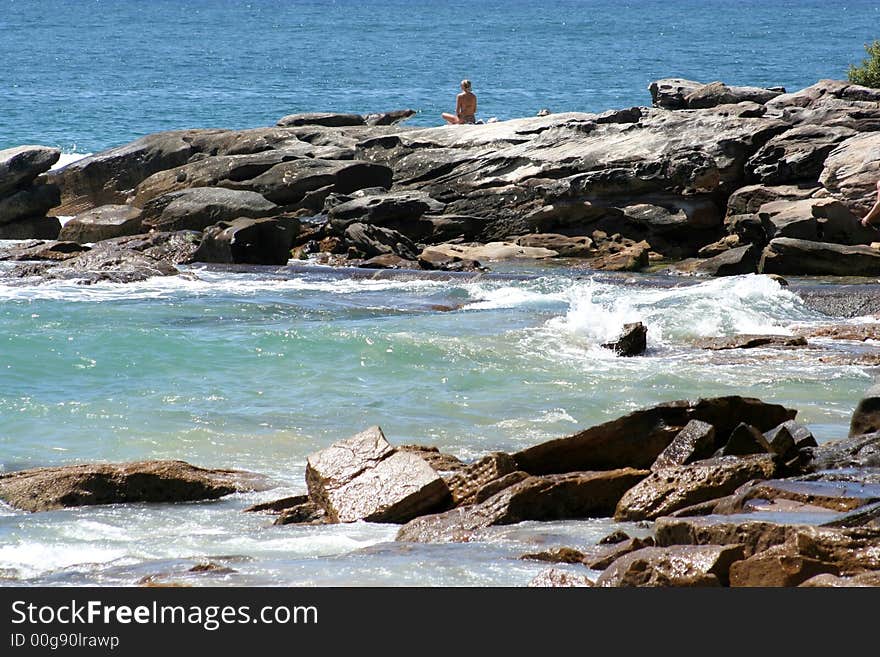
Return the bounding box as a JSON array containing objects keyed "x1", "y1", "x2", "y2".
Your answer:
[{"x1": 461, "y1": 79, "x2": 472, "y2": 91}]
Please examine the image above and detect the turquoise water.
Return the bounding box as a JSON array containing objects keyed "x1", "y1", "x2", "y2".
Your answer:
[
  {"x1": 2, "y1": 0, "x2": 879, "y2": 152},
  {"x1": 0, "y1": 267, "x2": 875, "y2": 585}
]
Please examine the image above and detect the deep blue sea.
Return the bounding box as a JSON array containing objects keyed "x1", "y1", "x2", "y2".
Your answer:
[
  {"x1": 2, "y1": 0, "x2": 879, "y2": 153},
  {"x1": 1, "y1": 2, "x2": 879, "y2": 586}
]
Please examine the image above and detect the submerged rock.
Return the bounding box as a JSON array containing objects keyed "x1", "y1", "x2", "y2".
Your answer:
[
  {"x1": 601, "y1": 322, "x2": 647, "y2": 356},
  {"x1": 0, "y1": 460, "x2": 262, "y2": 512},
  {"x1": 527, "y1": 568, "x2": 595, "y2": 587},
  {"x1": 695, "y1": 334, "x2": 807, "y2": 350}
]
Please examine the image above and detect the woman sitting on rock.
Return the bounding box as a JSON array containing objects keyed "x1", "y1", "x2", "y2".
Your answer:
[
  {"x1": 860, "y1": 180, "x2": 880, "y2": 228},
  {"x1": 442, "y1": 79, "x2": 477, "y2": 125}
]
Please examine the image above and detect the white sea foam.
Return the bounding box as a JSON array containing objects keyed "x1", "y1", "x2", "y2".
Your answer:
[{"x1": 50, "y1": 151, "x2": 91, "y2": 171}]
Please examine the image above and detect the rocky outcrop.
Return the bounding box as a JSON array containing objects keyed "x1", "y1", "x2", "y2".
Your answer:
[
  {"x1": 614, "y1": 455, "x2": 779, "y2": 521},
  {"x1": 746, "y1": 125, "x2": 856, "y2": 185},
  {"x1": 809, "y1": 432, "x2": 880, "y2": 471},
  {"x1": 649, "y1": 79, "x2": 782, "y2": 111},
  {"x1": 655, "y1": 517, "x2": 795, "y2": 558},
  {"x1": 695, "y1": 334, "x2": 807, "y2": 350},
  {"x1": 595, "y1": 544, "x2": 745, "y2": 587},
  {"x1": 729, "y1": 544, "x2": 840, "y2": 587},
  {"x1": 343, "y1": 222, "x2": 419, "y2": 261},
  {"x1": 765, "y1": 79, "x2": 880, "y2": 133},
  {"x1": 0, "y1": 460, "x2": 262, "y2": 512},
  {"x1": 0, "y1": 145, "x2": 62, "y2": 239},
  {"x1": 58, "y1": 205, "x2": 143, "y2": 243},
  {"x1": 759, "y1": 238, "x2": 880, "y2": 276},
  {"x1": 651, "y1": 420, "x2": 716, "y2": 470},
  {"x1": 140, "y1": 187, "x2": 279, "y2": 233},
  {"x1": 820, "y1": 131, "x2": 880, "y2": 213},
  {"x1": 305, "y1": 426, "x2": 450, "y2": 523},
  {"x1": 512, "y1": 396, "x2": 795, "y2": 475},
  {"x1": 396, "y1": 468, "x2": 648, "y2": 543}
]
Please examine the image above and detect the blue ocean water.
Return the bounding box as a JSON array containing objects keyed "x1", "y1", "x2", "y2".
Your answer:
[{"x1": 1, "y1": 0, "x2": 878, "y2": 153}]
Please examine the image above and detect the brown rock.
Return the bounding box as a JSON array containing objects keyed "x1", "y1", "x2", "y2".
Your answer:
[
  {"x1": 799, "y1": 572, "x2": 880, "y2": 587},
  {"x1": 397, "y1": 445, "x2": 465, "y2": 473},
  {"x1": 527, "y1": 568, "x2": 595, "y2": 587},
  {"x1": 0, "y1": 460, "x2": 263, "y2": 512},
  {"x1": 244, "y1": 494, "x2": 309, "y2": 514},
  {"x1": 591, "y1": 240, "x2": 649, "y2": 272},
  {"x1": 651, "y1": 420, "x2": 716, "y2": 470},
  {"x1": 191, "y1": 216, "x2": 300, "y2": 265},
  {"x1": 720, "y1": 423, "x2": 773, "y2": 457},
  {"x1": 717, "y1": 476, "x2": 880, "y2": 515},
  {"x1": 614, "y1": 455, "x2": 778, "y2": 521},
  {"x1": 396, "y1": 468, "x2": 648, "y2": 543},
  {"x1": 443, "y1": 452, "x2": 517, "y2": 506},
  {"x1": 520, "y1": 547, "x2": 588, "y2": 564},
  {"x1": 514, "y1": 233, "x2": 593, "y2": 257},
  {"x1": 808, "y1": 432, "x2": 880, "y2": 471},
  {"x1": 759, "y1": 238, "x2": 880, "y2": 277},
  {"x1": 729, "y1": 544, "x2": 839, "y2": 587},
  {"x1": 585, "y1": 536, "x2": 656, "y2": 570},
  {"x1": 58, "y1": 205, "x2": 143, "y2": 243},
  {"x1": 273, "y1": 501, "x2": 329, "y2": 526},
  {"x1": 596, "y1": 545, "x2": 745, "y2": 587},
  {"x1": 305, "y1": 426, "x2": 450, "y2": 523},
  {"x1": 655, "y1": 516, "x2": 796, "y2": 558}
]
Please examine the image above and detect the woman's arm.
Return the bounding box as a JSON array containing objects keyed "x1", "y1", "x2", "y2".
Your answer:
[{"x1": 455, "y1": 94, "x2": 464, "y2": 117}]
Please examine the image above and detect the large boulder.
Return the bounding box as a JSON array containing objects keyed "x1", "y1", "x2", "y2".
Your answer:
[
  {"x1": 0, "y1": 145, "x2": 60, "y2": 197},
  {"x1": 191, "y1": 215, "x2": 301, "y2": 265},
  {"x1": 729, "y1": 544, "x2": 839, "y2": 587},
  {"x1": 0, "y1": 460, "x2": 263, "y2": 512},
  {"x1": 850, "y1": 383, "x2": 880, "y2": 437},
  {"x1": 276, "y1": 112, "x2": 366, "y2": 128},
  {"x1": 651, "y1": 420, "x2": 716, "y2": 470},
  {"x1": 328, "y1": 191, "x2": 444, "y2": 232},
  {"x1": 0, "y1": 215, "x2": 61, "y2": 240},
  {"x1": 305, "y1": 426, "x2": 450, "y2": 523},
  {"x1": 595, "y1": 545, "x2": 745, "y2": 587},
  {"x1": 809, "y1": 431, "x2": 880, "y2": 470},
  {"x1": 0, "y1": 184, "x2": 61, "y2": 227},
  {"x1": 683, "y1": 81, "x2": 783, "y2": 109},
  {"x1": 396, "y1": 468, "x2": 648, "y2": 543},
  {"x1": 601, "y1": 322, "x2": 647, "y2": 356},
  {"x1": 674, "y1": 244, "x2": 759, "y2": 276},
  {"x1": 614, "y1": 454, "x2": 779, "y2": 521},
  {"x1": 655, "y1": 516, "x2": 795, "y2": 558},
  {"x1": 343, "y1": 222, "x2": 419, "y2": 260},
  {"x1": 34, "y1": 242, "x2": 180, "y2": 284},
  {"x1": 58, "y1": 204, "x2": 143, "y2": 243},
  {"x1": 140, "y1": 187, "x2": 278, "y2": 232},
  {"x1": 759, "y1": 238, "x2": 880, "y2": 276},
  {"x1": 756, "y1": 197, "x2": 876, "y2": 244},
  {"x1": 441, "y1": 452, "x2": 518, "y2": 506},
  {"x1": 746, "y1": 125, "x2": 856, "y2": 185},
  {"x1": 726, "y1": 183, "x2": 818, "y2": 216},
  {"x1": 714, "y1": 475, "x2": 880, "y2": 515},
  {"x1": 513, "y1": 396, "x2": 795, "y2": 475},
  {"x1": 819, "y1": 131, "x2": 880, "y2": 214}
]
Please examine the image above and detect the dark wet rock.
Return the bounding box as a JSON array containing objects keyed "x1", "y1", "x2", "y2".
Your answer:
[
  {"x1": 729, "y1": 544, "x2": 839, "y2": 587},
  {"x1": 397, "y1": 445, "x2": 466, "y2": 473},
  {"x1": 720, "y1": 423, "x2": 773, "y2": 457},
  {"x1": 273, "y1": 500, "x2": 329, "y2": 526},
  {"x1": 684, "y1": 81, "x2": 783, "y2": 109},
  {"x1": 58, "y1": 205, "x2": 143, "y2": 243},
  {"x1": 358, "y1": 254, "x2": 419, "y2": 269},
  {"x1": 396, "y1": 468, "x2": 648, "y2": 543},
  {"x1": 765, "y1": 420, "x2": 818, "y2": 451},
  {"x1": 188, "y1": 562, "x2": 236, "y2": 575},
  {"x1": 514, "y1": 233, "x2": 593, "y2": 257},
  {"x1": 696, "y1": 334, "x2": 808, "y2": 351},
  {"x1": 528, "y1": 568, "x2": 595, "y2": 587},
  {"x1": 0, "y1": 240, "x2": 88, "y2": 262},
  {"x1": 746, "y1": 125, "x2": 856, "y2": 185},
  {"x1": 343, "y1": 222, "x2": 419, "y2": 260},
  {"x1": 417, "y1": 248, "x2": 484, "y2": 272},
  {"x1": 244, "y1": 494, "x2": 309, "y2": 514},
  {"x1": 0, "y1": 145, "x2": 60, "y2": 197},
  {"x1": 759, "y1": 238, "x2": 880, "y2": 277},
  {"x1": 819, "y1": 131, "x2": 880, "y2": 213},
  {"x1": 520, "y1": 547, "x2": 588, "y2": 564},
  {"x1": 305, "y1": 426, "x2": 450, "y2": 523},
  {"x1": 601, "y1": 322, "x2": 647, "y2": 356},
  {"x1": 0, "y1": 215, "x2": 61, "y2": 240},
  {"x1": 513, "y1": 396, "x2": 795, "y2": 476},
  {"x1": 140, "y1": 187, "x2": 278, "y2": 233},
  {"x1": 0, "y1": 460, "x2": 263, "y2": 512},
  {"x1": 442, "y1": 452, "x2": 518, "y2": 507},
  {"x1": 471, "y1": 471, "x2": 531, "y2": 504},
  {"x1": 276, "y1": 112, "x2": 366, "y2": 128},
  {"x1": 800, "y1": 572, "x2": 880, "y2": 587},
  {"x1": 585, "y1": 536, "x2": 656, "y2": 570},
  {"x1": 599, "y1": 529, "x2": 631, "y2": 545},
  {"x1": 111, "y1": 230, "x2": 203, "y2": 265},
  {"x1": 614, "y1": 455, "x2": 779, "y2": 521},
  {"x1": 850, "y1": 383, "x2": 880, "y2": 437},
  {"x1": 44, "y1": 244, "x2": 179, "y2": 283},
  {"x1": 716, "y1": 476, "x2": 880, "y2": 514},
  {"x1": 422, "y1": 214, "x2": 489, "y2": 242},
  {"x1": 191, "y1": 215, "x2": 300, "y2": 265},
  {"x1": 651, "y1": 420, "x2": 716, "y2": 471},
  {"x1": 0, "y1": 183, "x2": 61, "y2": 227},
  {"x1": 328, "y1": 191, "x2": 445, "y2": 233},
  {"x1": 767, "y1": 79, "x2": 880, "y2": 133},
  {"x1": 655, "y1": 516, "x2": 795, "y2": 558},
  {"x1": 674, "y1": 244, "x2": 758, "y2": 276},
  {"x1": 810, "y1": 432, "x2": 880, "y2": 471},
  {"x1": 793, "y1": 526, "x2": 880, "y2": 573},
  {"x1": 596, "y1": 544, "x2": 745, "y2": 587}
]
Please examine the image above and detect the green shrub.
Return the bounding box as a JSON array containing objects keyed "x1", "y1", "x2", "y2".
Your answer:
[{"x1": 848, "y1": 40, "x2": 880, "y2": 88}]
